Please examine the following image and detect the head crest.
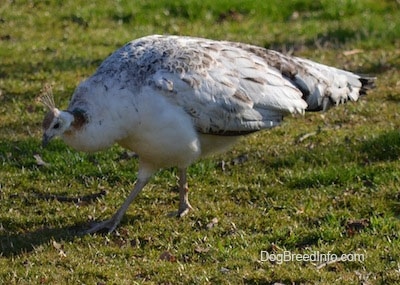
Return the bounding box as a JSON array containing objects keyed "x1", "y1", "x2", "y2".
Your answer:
[{"x1": 36, "y1": 83, "x2": 56, "y2": 110}]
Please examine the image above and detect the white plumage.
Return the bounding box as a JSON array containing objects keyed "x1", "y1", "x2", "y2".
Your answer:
[{"x1": 39, "y1": 35, "x2": 375, "y2": 234}]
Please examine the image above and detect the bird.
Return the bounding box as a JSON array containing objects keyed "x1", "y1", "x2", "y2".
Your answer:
[{"x1": 38, "y1": 35, "x2": 375, "y2": 234}]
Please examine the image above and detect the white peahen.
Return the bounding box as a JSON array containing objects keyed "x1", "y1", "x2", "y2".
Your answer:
[{"x1": 39, "y1": 35, "x2": 375, "y2": 234}]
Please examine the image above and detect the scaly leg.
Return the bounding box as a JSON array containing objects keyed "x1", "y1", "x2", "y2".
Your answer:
[
  {"x1": 84, "y1": 175, "x2": 151, "y2": 234},
  {"x1": 177, "y1": 168, "x2": 192, "y2": 217}
]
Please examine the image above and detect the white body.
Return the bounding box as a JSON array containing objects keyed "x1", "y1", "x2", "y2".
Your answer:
[
  {"x1": 41, "y1": 35, "x2": 373, "y2": 233},
  {"x1": 59, "y1": 35, "x2": 368, "y2": 173}
]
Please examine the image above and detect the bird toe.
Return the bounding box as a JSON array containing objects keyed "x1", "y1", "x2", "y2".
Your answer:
[
  {"x1": 82, "y1": 219, "x2": 120, "y2": 235},
  {"x1": 177, "y1": 203, "x2": 193, "y2": 218}
]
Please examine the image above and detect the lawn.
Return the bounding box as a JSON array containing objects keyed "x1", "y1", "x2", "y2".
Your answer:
[{"x1": 1, "y1": 0, "x2": 400, "y2": 284}]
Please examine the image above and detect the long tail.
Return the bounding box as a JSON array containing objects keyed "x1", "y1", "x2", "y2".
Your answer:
[
  {"x1": 289, "y1": 57, "x2": 376, "y2": 111},
  {"x1": 228, "y1": 42, "x2": 376, "y2": 112}
]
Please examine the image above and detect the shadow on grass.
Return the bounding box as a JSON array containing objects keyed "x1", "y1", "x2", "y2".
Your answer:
[
  {"x1": 0, "y1": 223, "x2": 84, "y2": 257},
  {"x1": 0, "y1": 189, "x2": 107, "y2": 257},
  {"x1": 268, "y1": 130, "x2": 400, "y2": 189},
  {"x1": 360, "y1": 130, "x2": 400, "y2": 162},
  {"x1": 0, "y1": 138, "x2": 69, "y2": 171},
  {"x1": 0, "y1": 213, "x2": 139, "y2": 257}
]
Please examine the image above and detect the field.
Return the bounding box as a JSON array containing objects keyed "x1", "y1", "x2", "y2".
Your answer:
[{"x1": 1, "y1": 0, "x2": 400, "y2": 284}]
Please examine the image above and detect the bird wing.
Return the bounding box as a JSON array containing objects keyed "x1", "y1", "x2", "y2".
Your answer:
[
  {"x1": 147, "y1": 37, "x2": 308, "y2": 135},
  {"x1": 88, "y1": 35, "x2": 369, "y2": 135}
]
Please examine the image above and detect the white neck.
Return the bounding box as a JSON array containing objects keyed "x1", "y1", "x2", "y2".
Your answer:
[{"x1": 59, "y1": 110, "x2": 75, "y2": 128}]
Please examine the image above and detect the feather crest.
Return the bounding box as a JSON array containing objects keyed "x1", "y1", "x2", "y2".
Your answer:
[{"x1": 37, "y1": 83, "x2": 56, "y2": 110}]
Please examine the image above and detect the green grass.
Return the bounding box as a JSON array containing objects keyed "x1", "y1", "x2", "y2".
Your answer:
[{"x1": 1, "y1": 0, "x2": 400, "y2": 284}]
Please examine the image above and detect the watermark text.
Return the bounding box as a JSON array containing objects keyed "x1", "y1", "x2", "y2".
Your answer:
[{"x1": 260, "y1": 250, "x2": 365, "y2": 265}]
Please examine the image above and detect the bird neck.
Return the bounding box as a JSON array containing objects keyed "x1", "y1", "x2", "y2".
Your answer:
[{"x1": 69, "y1": 108, "x2": 88, "y2": 130}]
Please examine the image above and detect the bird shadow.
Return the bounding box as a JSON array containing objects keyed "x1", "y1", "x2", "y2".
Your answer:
[
  {"x1": 0, "y1": 222, "x2": 85, "y2": 257},
  {"x1": 0, "y1": 212, "x2": 142, "y2": 257},
  {"x1": 0, "y1": 189, "x2": 109, "y2": 257}
]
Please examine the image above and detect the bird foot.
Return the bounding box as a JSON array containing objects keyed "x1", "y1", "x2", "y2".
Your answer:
[
  {"x1": 177, "y1": 203, "x2": 193, "y2": 218},
  {"x1": 167, "y1": 203, "x2": 193, "y2": 218},
  {"x1": 82, "y1": 218, "x2": 120, "y2": 235}
]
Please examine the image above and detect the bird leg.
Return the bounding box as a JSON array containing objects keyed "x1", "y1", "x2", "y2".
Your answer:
[
  {"x1": 177, "y1": 168, "x2": 193, "y2": 217},
  {"x1": 83, "y1": 176, "x2": 150, "y2": 234}
]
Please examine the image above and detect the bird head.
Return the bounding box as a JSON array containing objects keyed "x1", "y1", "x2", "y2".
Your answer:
[{"x1": 37, "y1": 84, "x2": 74, "y2": 147}]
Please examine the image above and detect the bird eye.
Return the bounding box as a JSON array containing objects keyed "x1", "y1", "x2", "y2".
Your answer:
[{"x1": 53, "y1": 123, "x2": 60, "y2": 129}]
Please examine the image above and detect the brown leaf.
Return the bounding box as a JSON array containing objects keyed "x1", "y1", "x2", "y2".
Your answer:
[
  {"x1": 345, "y1": 218, "x2": 370, "y2": 236},
  {"x1": 160, "y1": 251, "x2": 176, "y2": 262},
  {"x1": 26, "y1": 104, "x2": 36, "y2": 113}
]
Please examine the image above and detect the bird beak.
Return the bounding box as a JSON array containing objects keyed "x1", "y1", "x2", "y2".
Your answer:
[{"x1": 42, "y1": 133, "x2": 52, "y2": 148}]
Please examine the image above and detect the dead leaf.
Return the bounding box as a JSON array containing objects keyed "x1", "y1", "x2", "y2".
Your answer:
[
  {"x1": 34, "y1": 154, "x2": 48, "y2": 166},
  {"x1": 52, "y1": 240, "x2": 62, "y2": 250},
  {"x1": 345, "y1": 218, "x2": 370, "y2": 236},
  {"x1": 194, "y1": 246, "x2": 210, "y2": 254},
  {"x1": 296, "y1": 131, "x2": 317, "y2": 144},
  {"x1": 343, "y1": 49, "x2": 364, "y2": 56},
  {"x1": 160, "y1": 251, "x2": 176, "y2": 262},
  {"x1": 52, "y1": 240, "x2": 66, "y2": 257},
  {"x1": 206, "y1": 217, "x2": 218, "y2": 229},
  {"x1": 220, "y1": 267, "x2": 230, "y2": 273}
]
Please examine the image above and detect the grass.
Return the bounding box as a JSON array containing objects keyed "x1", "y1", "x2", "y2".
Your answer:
[{"x1": 1, "y1": 0, "x2": 400, "y2": 284}]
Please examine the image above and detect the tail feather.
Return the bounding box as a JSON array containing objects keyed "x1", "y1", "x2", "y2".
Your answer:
[
  {"x1": 359, "y1": 76, "x2": 376, "y2": 95},
  {"x1": 229, "y1": 43, "x2": 375, "y2": 113},
  {"x1": 288, "y1": 57, "x2": 376, "y2": 112}
]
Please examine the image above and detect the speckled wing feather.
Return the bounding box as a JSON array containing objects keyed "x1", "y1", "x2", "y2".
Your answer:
[{"x1": 145, "y1": 36, "x2": 307, "y2": 135}]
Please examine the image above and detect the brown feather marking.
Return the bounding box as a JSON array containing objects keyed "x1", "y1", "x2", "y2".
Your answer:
[
  {"x1": 71, "y1": 110, "x2": 87, "y2": 130},
  {"x1": 182, "y1": 77, "x2": 201, "y2": 88},
  {"x1": 219, "y1": 79, "x2": 236, "y2": 89},
  {"x1": 232, "y1": 90, "x2": 253, "y2": 105},
  {"x1": 243, "y1": 77, "x2": 267, "y2": 85}
]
